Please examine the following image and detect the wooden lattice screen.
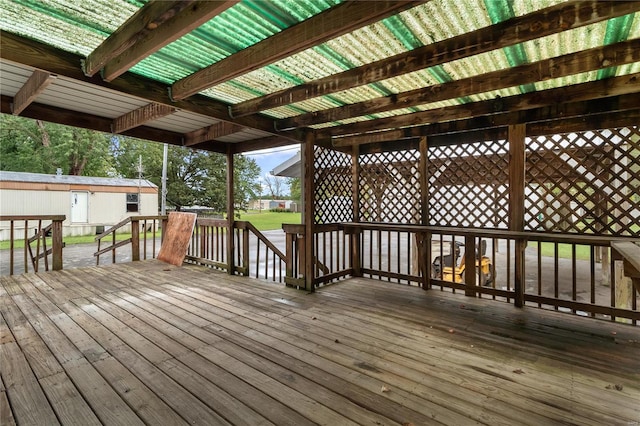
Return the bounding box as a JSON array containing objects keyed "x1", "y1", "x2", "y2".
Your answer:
[
  {"x1": 314, "y1": 146, "x2": 353, "y2": 224},
  {"x1": 525, "y1": 126, "x2": 640, "y2": 236},
  {"x1": 427, "y1": 140, "x2": 510, "y2": 228},
  {"x1": 359, "y1": 149, "x2": 421, "y2": 224}
]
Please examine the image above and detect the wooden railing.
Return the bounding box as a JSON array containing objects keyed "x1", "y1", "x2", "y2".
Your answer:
[
  {"x1": 181, "y1": 217, "x2": 640, "y2": 325},
  {"x1": 341, "y1": 223, "x2": 640, "y2": 325},
  {"x1": 94, "y1": 215, "x2": 166, "y2": 265},
  {"x1": 186, "y1": 219, "x2": 287, "y2": 282},
  {"x1": 0, "y1": 215, "x2": 65, "y2": 275}
]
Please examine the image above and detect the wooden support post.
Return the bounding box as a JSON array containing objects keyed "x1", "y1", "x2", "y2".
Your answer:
[
  {"x1": 351, "y1": 145, "x2": 361, "y2": 277},
  {"x1": 131, "y1": 219, "x2": 140, "y2": 261},
  {"x1": 51, "y1": 218, "x2": 63, "y2": 271},
  {"x1": 226, "y1": 147, "x2": 235, "y2": 275},
  {"x1": 419, "y1": 136, "x2": 429, "y2": 289},
  {"x1": 509, "y1": 123, "x2": 526, "y2": 307},
  {"x1": 303, "y1": 132, "x2": 316, "y2": 292}
]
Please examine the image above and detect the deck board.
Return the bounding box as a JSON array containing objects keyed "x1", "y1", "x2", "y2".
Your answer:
[{"x1": 1, "y1": 260, "x2": 639, "y2": 425}]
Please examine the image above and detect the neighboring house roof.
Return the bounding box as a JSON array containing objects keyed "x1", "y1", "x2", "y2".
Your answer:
[
  {"x1": 271, "y1": 151, "x2": 301, "y2": 178},
  {"x1": 0, "y1": 171, "x2": 157, "y2": 189}
]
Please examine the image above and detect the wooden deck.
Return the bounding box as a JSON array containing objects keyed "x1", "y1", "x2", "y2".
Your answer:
[{"x1": 1, "y1": 261, "x2": 639, "y2": 426}]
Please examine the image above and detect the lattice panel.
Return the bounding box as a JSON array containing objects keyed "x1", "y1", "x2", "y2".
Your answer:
[
  {"x1": 314, "y1": 146, "x2": 353, "y2": 224},
  {"x1": 526, "y1": 126, "x2": 640, "y2": 236},
  {"x1": 428, "y1": 140, "x2": 509, "y2": 228},
  {"x1": 359, "y1": 150, "x2": 421, "y2": 223}
]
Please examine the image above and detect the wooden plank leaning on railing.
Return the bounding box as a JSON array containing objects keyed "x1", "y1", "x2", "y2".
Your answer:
[
  {"x1": 94, "y1": 215, "x2": 167, "y2": 265},
  {"x1": 0, "y1": 215, "x2": 65, "y2": 275}
]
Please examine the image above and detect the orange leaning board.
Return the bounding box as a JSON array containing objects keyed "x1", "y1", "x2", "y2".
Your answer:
[{"x1": 157, "y1": 212, "x2": 197, "y2": 266}]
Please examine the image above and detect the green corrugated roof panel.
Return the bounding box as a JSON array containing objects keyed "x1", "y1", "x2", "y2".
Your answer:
[
  {"x1": 0, "y1": 0, "x2": 135, "y2": 56},
  {"x1": 129, "y1": 0, "x2": 341, "y2": 83}
]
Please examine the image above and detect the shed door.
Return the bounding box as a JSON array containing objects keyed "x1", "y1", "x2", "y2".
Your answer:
[{"x1": 71, "y1": 191, "x2": 88, "y2": 223}]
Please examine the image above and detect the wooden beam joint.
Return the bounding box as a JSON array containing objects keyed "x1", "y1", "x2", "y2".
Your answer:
[
  {"x1": 12, "y1": 70, "x2": 56, "y2": 116},
  {"x1": 184, "y1": 121, "x2": 242, "y2": 146},
  {"x1": 113, "y1": 103, "x2": 176, "y2": 134}
]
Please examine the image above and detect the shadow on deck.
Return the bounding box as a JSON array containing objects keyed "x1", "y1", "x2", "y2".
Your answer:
[{"x1": 1, "y1": 260, "x2": 639, "y2": 425}]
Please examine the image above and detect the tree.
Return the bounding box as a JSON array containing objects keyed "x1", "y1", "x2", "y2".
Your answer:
[
  {"x1": 263, "y1": 173, "x2": 285, "y2": 199},
  {"x1": 0, "y1": 114, "x2": 114, "y2": 176},
  {"x1": 112, "y1": 138, "x2": 260, "y2": 212},
  {"x1": 287, "y1": 177, "x2": 301, "y2": 203},
  {"x1": 0, "y1": 114, "x2": 261, "y2": 213}
]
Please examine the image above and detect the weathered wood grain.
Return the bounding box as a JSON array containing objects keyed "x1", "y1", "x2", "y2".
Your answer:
[
  {"x1": 157, "y1": 212, "x2": 197, "y2": 266},
  {"x1": 2, "y1": 261, "x2": 638, "y2": 424}
]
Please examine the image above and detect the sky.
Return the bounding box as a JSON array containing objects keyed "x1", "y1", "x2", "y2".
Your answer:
[{"x1": 244, "y1": 144, "x2": 300, "y2": 195}]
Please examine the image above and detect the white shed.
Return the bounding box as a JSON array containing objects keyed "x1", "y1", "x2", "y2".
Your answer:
[{"x1": 0, "y1": 171, "x2": 158, "y2": 240}]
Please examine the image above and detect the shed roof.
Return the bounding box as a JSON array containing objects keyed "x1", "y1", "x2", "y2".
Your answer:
[
  {"x1": 1, "y1": 1, "x2": 638, "y2": 152},
  {"x1": 0, "y1": 170, "x2": 157, "y2": 189}
]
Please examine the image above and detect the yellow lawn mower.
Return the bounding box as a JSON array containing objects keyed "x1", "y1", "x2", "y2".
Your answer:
[{"x1": 431, "y1": 240, "x2": 495, "y2": 286}]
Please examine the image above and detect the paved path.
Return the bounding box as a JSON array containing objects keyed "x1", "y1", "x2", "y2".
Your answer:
[{"x1": 0, "y1": 231, "x2": 288, "y2": 276}]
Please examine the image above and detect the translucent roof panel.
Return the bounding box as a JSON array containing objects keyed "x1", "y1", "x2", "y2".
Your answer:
[{"x1": 0, "y1": 0, "x2": 137, "y2": 56}]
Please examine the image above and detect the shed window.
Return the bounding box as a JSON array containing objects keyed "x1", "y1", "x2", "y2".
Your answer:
[{"x1": 126, "y1": 193, "x2": 139, "y2": 212}]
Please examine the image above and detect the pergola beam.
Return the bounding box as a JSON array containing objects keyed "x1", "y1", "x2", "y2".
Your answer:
[
  {"x1": 12, "y1": 70, "x2": 56, "y2": 116},
  {"x1": 231, "y1": 0, "x2": 640, "y2": 118},
  {"x1": 170, "y1": 0, "x2": 417, "y2": 101},
  {"x1": 326, "y1": 72, "x2": 640, "y2": 137},
  {"x1": 112, "y1": 102, "x2": 176, "y2": 133},
  {"x1": 1, "y1": 94, "x2": 185, "y2": 147},
  {"x1": 331, "y1": 94, "x2": 640, "y2": 146},
  {"x1": 86, "y1": 1, "x2": 237, "y2": 82},
  {"x1": 0, "y1": 31, "x2": 297, "y2": 143},
  {"x1": 184, "y1": 121, "x2": 242, "y2": 146},
  {"x1": 281, "y1": 38, "x2": 640, "y2": 129}
]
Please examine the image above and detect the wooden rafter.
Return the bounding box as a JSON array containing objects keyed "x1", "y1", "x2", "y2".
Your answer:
[
  {"x1": 0, "y1": 31, "x2": 294, "y2": 143},
  {"x1": 12, "y1": 70, "x2": 55, "y2": 116},
  {"x1": 326, "y1": 72, "x2": 640, "y2": 137},
  {"x1": 1, "y1": 95, "x2": 186, "y2": 147},
  {"x1": 83, "y1": 1, "x2": 190, "y2": 77},
  {"x1": 88, "y1": 1, "x2": 237, "y2": 82},
  {"x1": 184, "y1": 122, "x2": 242, "y2": 146},
  {"x1": 113, "y1": 103, "x2": 176, "y2": 133},
  {"x1": 170, "y1": 0, "x2": 418, "y2": 101},
  {"x1": 331, "y1": 95, "x2": 640, "y2": 147},
  {"x1": 230, "y1": 1, "x2": 640, "y2": 118},
  {"x1": 280, "y1": 38, "x2": 640, "y2": 130},
  {"x1": 102, "y1": 1, "x2": 237, "y2": 82},
  {"x1": 231, "y1": 136, "x2": 300, "y2": 154}
]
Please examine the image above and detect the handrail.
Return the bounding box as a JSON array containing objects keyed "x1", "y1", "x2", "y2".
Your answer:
[
  {"x1": 94, "y1": 215, "x2": 167, "y2": 265},
  {"x1": 239, "y1": 221, "x2": 285, "y2": 260},
  {"x1": 341, "y1": 222, "x2": 637, "y2": 245},
  {"x1": 0, "y1": 215, "x2": 64, "y2": 274}
]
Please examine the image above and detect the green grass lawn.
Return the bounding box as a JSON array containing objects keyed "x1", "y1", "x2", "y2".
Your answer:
[
  {"x1": 237, "y1": 210, "x2": 301, "y2": 231},
  {"x1": 528, "y1": 241, "x2": 594, "y2": 261}
]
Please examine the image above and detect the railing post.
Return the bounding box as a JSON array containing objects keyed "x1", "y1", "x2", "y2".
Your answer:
[
  {"x1": 51, "y1": 218, "x2": 63, "y2": 271},
  {"x1": 285, "y1": 229, "x2": 294, "y2": 279},
  {"x1": 131, "y1": 219, "x2": 140, "y2": 261},
  {"x1": 350, "y1": 229, "x2": 361, "y2": 277},
  {"x1": 464, "y1": 234, "x2": 477, "y2": 297},
  {"x1": 242, "y1": 226, "x2": 249, "y2": 276}
]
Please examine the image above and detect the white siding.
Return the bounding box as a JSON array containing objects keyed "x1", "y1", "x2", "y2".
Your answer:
[{"x1": 0, "y1": 188, "x2": 158, "y2": 240}]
